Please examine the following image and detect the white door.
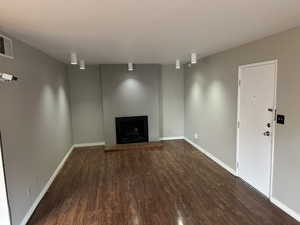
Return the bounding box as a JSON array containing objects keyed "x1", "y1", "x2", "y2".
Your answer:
[{"x1": 237, "y1": 60, "x2": 277, "y2": 197}]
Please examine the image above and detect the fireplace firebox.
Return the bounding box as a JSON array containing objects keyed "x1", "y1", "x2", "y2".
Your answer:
[{"x1": 115, "y1": 116, "x2": 149, "y2": 144}]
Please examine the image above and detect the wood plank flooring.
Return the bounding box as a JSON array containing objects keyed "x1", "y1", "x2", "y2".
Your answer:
[
  {"x1": 104, "y1": 141, "x2": 163, "y2": 152},
  {"x1": 27, "y1": 140, "x2": 299, "y2": 225}
]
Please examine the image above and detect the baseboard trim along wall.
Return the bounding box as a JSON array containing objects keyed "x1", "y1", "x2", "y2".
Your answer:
[
  {"x1": 19, "y1": 145, "x2": 74, "y2": 225},
  {"x1": 160, "y1": 136, "x2": 184, "y2": 141},
  {"x1": 18, "y1": 140, "x2": 300, "y2": 224},
  {"x1": 73, "y1": 142, "x2": 106, "y2": 148},
  {"x1": 270, "y1": 197, "x2": 300, "y2": 222},
  {"x1": 184, "y1": 137, "x2": 300, "y2": 222},
  {"x1": 184, "y1": 137, "x2": 236, "y2": 176},
  {"x1": 19, "y1": 141, "x2": 108, "y2": 225}
]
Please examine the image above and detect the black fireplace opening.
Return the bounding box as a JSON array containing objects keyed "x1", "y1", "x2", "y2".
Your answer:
[{"x1": 115, "y1": 116, "x2": 149, "y2": 144}]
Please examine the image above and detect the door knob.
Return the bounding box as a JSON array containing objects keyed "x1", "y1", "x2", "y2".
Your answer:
[{"x1": 263, "y1": 131, "x2": 271, "y2": 136}]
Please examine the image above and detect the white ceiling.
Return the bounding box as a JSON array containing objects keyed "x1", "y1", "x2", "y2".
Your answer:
[{"x1": 1, "y1": 0, "x2": 300, "y2": 64}]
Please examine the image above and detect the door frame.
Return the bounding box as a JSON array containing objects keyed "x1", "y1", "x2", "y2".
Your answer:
[
  {"x1": 0, "y1": 132, "x2": 11, "y2": 225},
  {"x1": 236, "y1": 60, "x2": 278, "y2": 198}
]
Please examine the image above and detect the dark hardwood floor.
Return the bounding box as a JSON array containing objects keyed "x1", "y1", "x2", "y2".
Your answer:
[{"x1": 27, "y1": 140, "x2": 299, "y2": 225}]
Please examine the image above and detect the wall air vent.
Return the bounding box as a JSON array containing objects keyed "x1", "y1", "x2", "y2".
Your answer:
[{"x1": 0, "y1": 34, "x2": 14, "y2": 59}]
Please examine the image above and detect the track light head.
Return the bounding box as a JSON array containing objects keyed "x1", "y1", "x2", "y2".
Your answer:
[
  {"x1": 128, "y1": 62, "x2": 134, "y2": 71},
  {"x1": 70, "y1": 52, "x2": 78, "y2": 65},
  {"x1": 176, "y1": 59, "x2": 181, "y2": 69},
  {"x1": 191, "y1": 53, "x2": 197, "y2": 64},
  {"x1": 79, "y1": 59, "x2": 86, "y2": 70}
]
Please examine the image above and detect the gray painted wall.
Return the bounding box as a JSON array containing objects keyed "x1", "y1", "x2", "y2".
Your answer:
[
  {"x1": 67, "y1": 64, "x2": 185, "y2": 145},
  {"x1": 184, "y1": 27, "x2": 300, "y2": 215},
  {"x1": 68, "y1": 65, "x2": 104, "y2": 144},
  {"x1": 0, "y1": 26, "x2": 299, "y2": 224},
  {"x1": 161, "y1": 65, "x2": 184, "y2": 138},
  {"x1": 0, "y1": 35, "x2": 73, "y2": 225},
  {"x1": 101, "y1": 64, "x2": 161, "y2": 145}
]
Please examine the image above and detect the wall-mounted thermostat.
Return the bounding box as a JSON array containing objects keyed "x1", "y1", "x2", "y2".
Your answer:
[
  {"x1": 0, "y1": 34, "x2": 14, "y2": 59},
  {"x1": 0, "y1": 73, "x2": 18, "y2": 82}
]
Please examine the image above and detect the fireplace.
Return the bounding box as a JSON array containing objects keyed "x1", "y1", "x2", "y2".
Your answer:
[{"x1": 115, "y1": 116, "x2": 149, "y2": 144}]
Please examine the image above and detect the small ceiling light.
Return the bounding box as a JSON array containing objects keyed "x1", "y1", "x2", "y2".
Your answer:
[
  {"x1": 176, "y1": 59, "x2": 181, "y2": 69},
  {"x1": 191, "y1": 52, "x2": 197, "y2": 64},
  {"x1": 79, "y1": 59, "x2": 86, "y2": 70},
  {"x1": 128, "y1": 62, "x2": 134, "y2": 71},
  {"x1": 70, "y1": 52, "x2": 78, "y2": 65}
]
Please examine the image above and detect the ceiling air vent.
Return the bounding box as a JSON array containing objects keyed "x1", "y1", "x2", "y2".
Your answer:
[{"x1": 0, "y1": 34, "x2": 14, "y2": 59}]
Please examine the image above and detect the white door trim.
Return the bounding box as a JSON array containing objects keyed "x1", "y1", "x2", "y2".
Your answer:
[
  {"x1": 236, "y1": 60, "x2": 278, "y2": 198},
  {"x1": 0, "y1": 134, "x2": 11, "y2": 225}
]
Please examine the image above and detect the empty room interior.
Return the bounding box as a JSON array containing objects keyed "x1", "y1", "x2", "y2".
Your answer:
[{"x1": 1, "y1": 1, "x2": 300, "y2": 225}]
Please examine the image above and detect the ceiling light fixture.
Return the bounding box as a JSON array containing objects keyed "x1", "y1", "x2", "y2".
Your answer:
[
  {"x1": 191, "y1": 52, "x2": 197, "y2": 64},
  {"x1": 79, "y1": 59, "x2": 86, "y2": 70},
  {"x1": 70, "y1": 52, "x2": 78, "y2": 65},
  {"x1": 176, "y1": 59, "x2": 181, "y2": 69},
  {"x1": 128, "y1": 62, "x2": 134, "y2": 71}
]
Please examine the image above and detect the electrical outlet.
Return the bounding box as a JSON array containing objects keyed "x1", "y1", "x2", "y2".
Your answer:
[{"x1": 194, "y1": 133, "x2": 198, "y2": 139}]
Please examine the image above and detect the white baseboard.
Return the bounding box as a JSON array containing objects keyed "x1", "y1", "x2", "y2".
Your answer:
[
  {"x1": 270, "y1": 197, "x2": 300, "y2": 222},
  {"x1": 184, "y1": 137, "x2": 236, "y2": 176},
  {"x1": 184, "y1": 137, "x2": 300, "y2": 222},
  {"x1": 73, "y1": 142, "x2": 105, "y2": 148},
  {"x1": 19, "y1": 145, "x2": 74, "y2": 225},
  {"x1": 18, "y1": 140, "x2": 300, "y2": 224},
  {"x1": 160, "y1": 136, "x2": 184, "y2": 141},
  {"x1": 19, "y1": 141, "x2": 107, "y2": 225}
]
